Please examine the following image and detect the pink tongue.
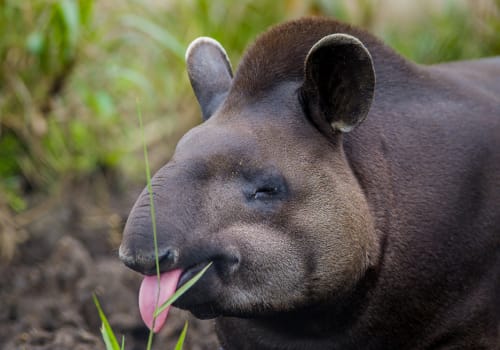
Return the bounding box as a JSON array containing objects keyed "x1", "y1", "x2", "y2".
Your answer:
[{"x1": 138, "y1": 269, "x2": 182, "y2": 333}]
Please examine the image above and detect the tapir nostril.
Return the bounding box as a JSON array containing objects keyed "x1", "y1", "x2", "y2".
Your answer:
[
  {"x1": 119, "y1": 244, "x2": 179, "y2": 275},
  {"x1": 158, "y1": 246, "x2": 179, "y2": 268}
]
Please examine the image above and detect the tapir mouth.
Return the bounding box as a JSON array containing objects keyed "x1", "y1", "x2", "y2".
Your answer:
[
  {"x1": 138, "y1": 261, "x2": 212, "y2": 333},
  {"x1": 138, "y1": 254, "x2": 239, "y2": 332},
  {"x1": 139, "y1": 269, "x2": 183, "y2": 333}
]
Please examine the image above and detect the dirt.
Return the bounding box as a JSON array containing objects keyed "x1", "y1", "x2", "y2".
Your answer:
[{"x1": 0, "y1": 178, "x2": 219, "y2": 350}]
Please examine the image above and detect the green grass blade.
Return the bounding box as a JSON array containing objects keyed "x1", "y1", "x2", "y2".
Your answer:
[
  {"x1": 136, "y1": 100, "x2": 161, "y2": 282},
  {"x1": 174, "y1": 321, "x2": 189, "y2": 350},
  {"x1": 145, "y1": 328, "x2": 155, "y2": 350},
  {"x1": 137, "y1": 101, "x2": 205, "y2": 348},
  {"x1": 56, "y1": 0, "x2": 80, "y2": 50},
  {"x1": 100, "y1": 325, "x2": 115, "y2": 350},
  {"x1": 154, "y1": 262, "x2": 213, "y2": 317},
  {"x1": 93, "y1": 294, "x2": 121, "y2": 350},
  {"x1": 120, "y1": 335, "x2": 125, "y2": 350},
  {"x1": 137, "y1": 100, "x2": 161, "y2": 350}
]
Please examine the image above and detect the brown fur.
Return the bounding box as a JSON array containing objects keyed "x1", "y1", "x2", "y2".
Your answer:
[
  {"x1": 230, "y1": 18, "x2": 410, "y2": 98},
  {"x1": 121, "y1": 17, "x2": 500, "y2": 349}
]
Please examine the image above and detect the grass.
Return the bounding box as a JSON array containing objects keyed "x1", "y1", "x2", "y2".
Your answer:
[
  {"x1": 93, "y1": 293, "x2": 124, "y2": 350},
  {"x1": 174, "y1": 321, "x2": 189, "y2": 350}
]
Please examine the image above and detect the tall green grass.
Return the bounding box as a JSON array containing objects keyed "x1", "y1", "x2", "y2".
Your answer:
[{"x1": 137, "y1": 99, "x2": 163, "y2": 349}]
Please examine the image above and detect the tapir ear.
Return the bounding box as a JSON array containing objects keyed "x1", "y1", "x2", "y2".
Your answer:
[
  {"x1": 186, "y1": 37, "x2": 233, "y2": 121},
  {"x1": 301, "y1": 34, "x2": 375, "y2": 133}
]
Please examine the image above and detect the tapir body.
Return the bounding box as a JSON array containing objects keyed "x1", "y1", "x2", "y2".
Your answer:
[{"x1": 120, "y1": 18, "x2": 500, "y2": 349}]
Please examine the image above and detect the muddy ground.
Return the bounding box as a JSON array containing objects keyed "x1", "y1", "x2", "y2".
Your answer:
[{"x1": 0, "y1": 178, "x2": 219, "y2": 350}]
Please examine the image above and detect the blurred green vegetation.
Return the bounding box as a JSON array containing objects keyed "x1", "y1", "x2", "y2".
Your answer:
[{"x1": 0, "y1": 0, "x2": 499, "y2": 251}]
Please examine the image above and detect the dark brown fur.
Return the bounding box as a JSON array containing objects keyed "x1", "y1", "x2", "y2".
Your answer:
[
  {"x1": 231, "y1": 18, "x2": 410, "y2": 96},
  {"x1": 121, "y1": 18, "x2": 500, "y2": 349}
]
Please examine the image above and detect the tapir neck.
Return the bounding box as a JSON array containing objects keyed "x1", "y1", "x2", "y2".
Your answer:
[{"x1": 216, "y1": 268, "x2": 381, "y2": 350}]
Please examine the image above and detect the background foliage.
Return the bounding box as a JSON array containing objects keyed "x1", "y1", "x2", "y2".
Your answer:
[{"x1": 0, "y1": 0, "x2": 499, "y2": 259}]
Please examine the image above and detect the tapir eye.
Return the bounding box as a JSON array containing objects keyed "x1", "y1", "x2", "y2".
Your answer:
[{"x1": 243, "y1": 170, "x2": 287, "y2": 205}]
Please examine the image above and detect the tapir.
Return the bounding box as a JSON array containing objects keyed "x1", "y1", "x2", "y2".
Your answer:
[{"x1": 119, "y1": 17, "x2": 500, "y2": 349}]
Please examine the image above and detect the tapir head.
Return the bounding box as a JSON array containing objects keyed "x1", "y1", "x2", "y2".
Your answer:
[{"x1": 120, "y1": 19, "x2": 378, "y2": 331}]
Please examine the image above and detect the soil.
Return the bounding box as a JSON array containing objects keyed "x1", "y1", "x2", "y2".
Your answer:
[{"x1": 0, "y1": 177, "x2": 219, "y2": 350}]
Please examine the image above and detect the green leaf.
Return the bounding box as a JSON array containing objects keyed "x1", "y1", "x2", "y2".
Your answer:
[
  {"x1": 174, "y1": 321, "x2": 189, "y2": 350},
  {"x1": 154, "y1": 262, "x2": 213, "y2": 317},
  {"x1": 79, "y1": 0, "x2": 94, "y2": 26},
  {"x1": 5, "y1": 190, "x2": 27, "y2": 213},
  {"x1": 93, "y1": 294, "x2": 121, "y2": 350},
  {"x1": 88, "y1": 90, "x2": 116, "y2": 117},
  {"x1": 26, "y1": 31, "x2": 45, "y2": 55},
  {"x1": 56, "y1": 0, "x2": 80, "y2": 56}
]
